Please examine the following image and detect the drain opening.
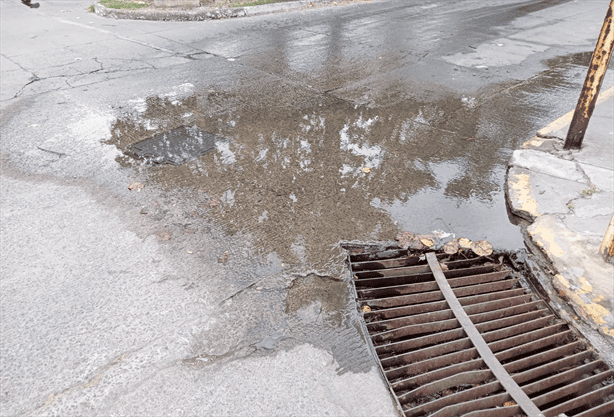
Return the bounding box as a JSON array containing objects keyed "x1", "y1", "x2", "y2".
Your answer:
[
  {"x1": 124, "y1": 125, "x2": 219, "y2": 166},
  {"x1": 347, "y1": 247, "x2": 614, "y2": 417}
]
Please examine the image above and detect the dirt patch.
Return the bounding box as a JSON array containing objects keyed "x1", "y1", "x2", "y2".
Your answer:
[{"x1": 285, "y1": 274, "x2": 348, "y2": 321}]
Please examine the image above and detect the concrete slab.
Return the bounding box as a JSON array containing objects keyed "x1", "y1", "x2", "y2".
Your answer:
[
  {"x1": 521, "y1": 136, "x2": 560, "y2": 152},
  {"x1": 562, "y1": 215, "x2": 612, "y2": 245},
  {"x1": 507, "y1": 89, "x2": 614, "y2": 345},
  {"x1": 527, "y1": 215, "x2": 614, "y2": 335},
  {"x1": 573, "y1": 110, "x2": 614, "y2": 170},
  {"x1": 507, "y1": 166, "x2": 540, "y2": 220},
  {"x1": 573, "y1": 191, "x2": 614, "y2": 219},
  {"x1": 509, "y1": 149, "x2": 587, "y2": 183},
  {"x1": 507, "y1": 166, "x2": 587, "y2": 221},
  {"x1": 580, "y1": 163, "x2": 614, "y2": 192},
  {"x1": 527, "y1": 171, "x2": 588, "y2": 215}
]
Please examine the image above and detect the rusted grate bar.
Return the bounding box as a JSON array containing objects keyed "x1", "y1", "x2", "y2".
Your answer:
[
  {"x1": 535, "y1": 371, "x2": 614, "y2": 413},
  {"x1": 371, "y1": 302, "x2": 548, "y2": 344},
  {"x1": 522, "y1": 358, "x2": 604, "y2": 397},
  {"x1": 352, "y1": 252, "x2": 448, "y2": 270},
  {"x1": 355, "y1": 265, "x2": 497, "y2": 287},
  {"x1": 349, "y1": 249, "x2": 446, "y2": 263},
  {"x1": 354, "y1": 257, "x2": 490, "y2": 278},
  {"x1": 392, "y1": 332, "x2": 578, "y2": 396},
  {"x1": 377, "y1": 314, "x2": 557, "y2": 359},
  {"x1": 365, "y1": 288, "x2": 527, "y2": 321},
  {"x1": 358, "y1": 270, "x2": 511, "y2": 299},
  {"x1": 348, "y1": 247, "x2": 614, "y2": 417},
  {"x1": 428, "y1": 392, "x2": 513, "y2": 417},
  {"x1": 365, "y1": 279, "x2": 520, "y2": 309},
  {"x1": 426, "y1": 252, "x2": 544, "y2": 417},
  {"x1": 370, "y1": 299, "x2": 544, "y2": 334},
  {"x1": 574, "y1": 399, "x2": 614, "y2": 417},
  {"x1": 400, "y1": 348, "x2": 594, "y2": 405},
  {"x1": 463, "y1": 406, "x2": 521, "y2": 417}
]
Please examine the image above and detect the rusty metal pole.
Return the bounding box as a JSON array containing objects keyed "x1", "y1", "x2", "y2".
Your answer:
[{"x1": 564, "y1": 0, "x2": 614, "y2": 150}]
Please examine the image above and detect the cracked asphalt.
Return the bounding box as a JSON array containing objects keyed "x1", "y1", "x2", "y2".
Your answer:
[{"x1": 1, "y1": 0, "x2": 613, "y2": 415}]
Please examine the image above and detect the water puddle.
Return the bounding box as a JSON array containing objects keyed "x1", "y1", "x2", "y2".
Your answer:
[
  {"x1": 106, "y1": 51, "x2": 607, "y2": 277},
  {"x1": 285, "y1": 274, "x2": 348, "y2": 327}
]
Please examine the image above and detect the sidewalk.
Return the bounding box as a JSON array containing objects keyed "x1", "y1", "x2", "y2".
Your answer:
[{"x1": 506, "y1": 86, "x2": 614, "y2": 351}]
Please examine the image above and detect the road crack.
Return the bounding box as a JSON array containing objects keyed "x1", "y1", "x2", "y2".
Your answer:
[{"x1": 36, "y1": 146, "x2": 68, "y2": 157}]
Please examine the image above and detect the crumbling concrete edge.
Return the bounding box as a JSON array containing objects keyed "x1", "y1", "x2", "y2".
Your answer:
[
  {"x1": 505, "y1": 86, "x2": 614, "y2": 346},
  {"x1": 93, "y1": 0, "x2": 349, "y2": 22},
  {"x1": 511, "y1": 248, "x2": 614, "y2": 367}
]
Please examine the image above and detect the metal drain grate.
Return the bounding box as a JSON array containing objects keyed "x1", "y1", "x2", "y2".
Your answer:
[{"x1": 348, "y1": 248, "x2": 614, "y2": 417}]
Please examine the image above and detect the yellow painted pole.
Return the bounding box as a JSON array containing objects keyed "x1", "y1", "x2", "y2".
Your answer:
[
  {"x1": 600, "y1": 214, "x2": 614, "y2": 262},
  {"x1": 564, "y1": 0, "x2": 614, "y2": 150}
]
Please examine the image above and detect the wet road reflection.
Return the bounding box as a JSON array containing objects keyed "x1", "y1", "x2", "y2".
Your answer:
[{"x1": 107, "y1": 0, "x2": 610, "y2": 277}]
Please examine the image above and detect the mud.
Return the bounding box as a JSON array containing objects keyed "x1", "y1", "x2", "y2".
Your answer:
[{"x1": 286, "y1": 274, "x2": 348, "y2": 323}]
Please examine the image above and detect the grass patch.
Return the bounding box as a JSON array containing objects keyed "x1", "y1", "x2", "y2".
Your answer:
[
  {"x1": 229, "y1": 0, "x2": 293, "y2": 7},
  {"x1": 87, "y1": 4, "x2": 95, "y2": 12},
  {"x1": 581, "y1": 186, "x2": 597, "y2": 196},
  {"x1": 100, "y1": 0, "x2": 149, "y2": 10}
]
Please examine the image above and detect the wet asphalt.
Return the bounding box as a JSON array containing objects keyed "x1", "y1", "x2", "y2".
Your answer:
[
  {"x1": 100, "y1": 0, "x2": 612, "y2": 276},
  {"x1": 1, "y1": 0, "x2": 613, "y2": 414}
]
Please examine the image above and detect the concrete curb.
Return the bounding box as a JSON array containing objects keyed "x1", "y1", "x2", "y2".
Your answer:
[
  {"x1": 94, "y1": 0, "x2": 344, "y2": 21},
  {"x1": 506, "y1": 86, "x2": 614, "y2": 356}
]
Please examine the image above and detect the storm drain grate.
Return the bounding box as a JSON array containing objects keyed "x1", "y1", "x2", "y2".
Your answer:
[{"x1": 348, "y1": 248, "x2": 614, "y2": 417}]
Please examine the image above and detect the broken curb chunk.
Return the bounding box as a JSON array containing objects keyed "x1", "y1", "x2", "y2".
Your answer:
[
  {"x1": 443, "y1": 240, "x2": 460, "y2": 254},
  {"x1": 471, "y1": 240, "x2": 493, "y2": 256},
  {"x1": 459, "y1": 238, "x2": 473, "y2": 249},
  {"x1": 128, "y1": 182, "x2": 144, "y2": 191},
  {"x1": 420, "y1": 238, "x2": 434, "y2": 247}
]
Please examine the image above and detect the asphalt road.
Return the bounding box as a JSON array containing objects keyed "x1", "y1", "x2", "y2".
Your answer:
[{"x1": 1, "y1": 0, "x2": 612, "y2": 415}]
